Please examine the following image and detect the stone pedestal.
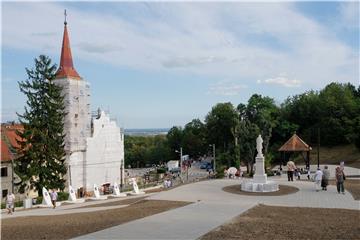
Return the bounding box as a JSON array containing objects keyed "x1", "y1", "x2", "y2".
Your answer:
[
  {"x1": 240, "y1": 135, "x2": 279, "y2": 193},
  {"x1": 253, "y1": 155, "x2": 267, "y2": 184}
]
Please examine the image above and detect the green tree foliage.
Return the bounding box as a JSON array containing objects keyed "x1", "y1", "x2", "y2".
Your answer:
[
  {"x1": 166, "y1": 126, "x2": 183, "y2": 159},
  {"x1": 125, "y1": 135, "x2": 171, "y2": 168},
  {"x1": 282, "y1": 83, "x2": 360, "y2": 147},
  {"x1": 318, "y1": 83, "x2": 360, "y2": 146},
  {"x1": 182, "y1": 119, "x2": 207, "y2": 158},
  {"x1": 15, "y1": 55, "x2": 67, "y2": 196},
  {"x1": 123, "y1": 82, "x2": 359, "y2": 171},
  {"x1": 205, "y1": 103, "x2": 239, "y2": 152}
]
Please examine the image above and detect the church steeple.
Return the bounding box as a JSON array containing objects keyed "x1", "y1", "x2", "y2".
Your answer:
[{"x1": 55, "y1": 10, "x2": 81, "y2": 80}]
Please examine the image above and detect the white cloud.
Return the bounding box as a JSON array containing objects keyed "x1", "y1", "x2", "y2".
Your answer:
[
  {"x1": 208, "y1": 81, "x2": 247, "y2": 96},
  {"x1": 339, "y1": 2, "x2": 359, "y2": 29},
  {"x1": 2, "y1": 2, "x2": 358, "y2": 89},
  {"x1": 259, "y1": 73, "x2": 301, "y2": 88}
]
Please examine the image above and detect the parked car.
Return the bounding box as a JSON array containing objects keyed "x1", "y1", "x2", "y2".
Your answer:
[
  {"x1": 169, "y1": 167, "x2": 181, "y2": 174},
  {"x1": 200, "y1": 162, "x2": 213, "y2": 170}
]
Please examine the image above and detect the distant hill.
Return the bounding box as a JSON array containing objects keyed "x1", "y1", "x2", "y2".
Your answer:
[
  {"x1": 124, "y1": 128, "x2": 169, "y2": 136},
  {"x1": 292, "y1": 144, "x2": 360, "y2": 169}
]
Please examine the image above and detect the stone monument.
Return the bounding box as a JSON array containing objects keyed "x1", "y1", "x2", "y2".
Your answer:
[
  {"x1": 40, "y1": 187, "x2": 62, "y2": 207},
  {"x1": 129, "y1": 178, "x2": 145, "y2": 195},
  {"x1": 241, "y1": 135, "x2": 279, "y2": 192},
  {"x1": 90, "y1": 184, "x2": 108, "y2": 200},
  {"x1": 111, "y1": 182, "x2": 127, "y2": 197},
  {"x1": 41, "y1": 187, "x2": 53, "y2": 207},
  {"x1": 66, "y1": 185, "x2": 85, "y2": 203}
]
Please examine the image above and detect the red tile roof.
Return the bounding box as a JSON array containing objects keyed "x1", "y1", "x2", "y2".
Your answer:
[
  {"x1": 1, "y1": 139, "x2": 12, "y2": 162},
  {"x1": 278, "y1": 133, "x2": 312, "y2": 152},
  {"x1": 55, "y1": 23, "x2": 81, "y2": 80},
  {"x1": 1, "y1": 124, "x2": 24, "y2": 162}
]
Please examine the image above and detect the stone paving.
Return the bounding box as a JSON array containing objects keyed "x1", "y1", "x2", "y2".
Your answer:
[
  {"x1": 74, "y1": 175, "x2": 360, "y2": 240},
  {"x1": 2, "y1": 167, "x2": 359, "y2": 240}
]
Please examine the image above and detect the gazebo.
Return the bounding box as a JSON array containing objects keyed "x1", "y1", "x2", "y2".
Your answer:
[{"x1": 278, "y1": 133, "x2": 312, "y2": 169}]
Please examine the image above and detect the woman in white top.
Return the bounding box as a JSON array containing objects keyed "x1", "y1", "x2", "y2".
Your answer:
[{"x1": 314, "y1": 168, "x2": 323, "y2": 192}]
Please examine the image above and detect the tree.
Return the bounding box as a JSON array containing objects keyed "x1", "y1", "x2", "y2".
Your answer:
[
  {"x1": 15, "y1": 55, "x2": 67, "y2": 196},
  {"x1": 205, "y1": 103, "x2": 239, "y2": 153},
  {"x1": 182, "y1": 119, "x2": 207, "y2": 158},
  {"x1": 245, "y1": 94, "x2": 279, "y2": 155},
  {"x1": 167, "y1": 126, "x2": 183, "y2": 159}
]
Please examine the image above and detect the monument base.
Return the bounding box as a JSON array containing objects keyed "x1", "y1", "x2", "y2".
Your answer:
[
  {"x1": 241, "y1": 180, "x2": 279, "y2": 192},
  {"x1": 65, "y1": 199, "x2": 86, "y2": 204},
  {"x1": 110, "y1": 193, "x2": 127, "y2": 198},
  {"x1": 38, "y1": 202, "x2": 62, "y2": 208},
  {"x1": 89, "y1": 196, "x2": 108, "y2": 201},
  {"x1": 129, "y1": 191, "x2": 145, "y2": 196},
  {"x1": 253, "y1": 174, "x2": 267, "y2": 184}
]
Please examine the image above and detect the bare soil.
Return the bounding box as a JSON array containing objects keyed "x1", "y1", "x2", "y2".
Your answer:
[
  {"x1": 73, "y1": 196, "x2": 147, "y2": 209},
  {"x1": 1, "y1": 200, "x2": 190, "y2": 240},
  {"x1": 200, "y1": 204, "x2": 360, "y2": 240},
  {"x1": 223, "y1": 184, "x2": 299, "y2": 196}
]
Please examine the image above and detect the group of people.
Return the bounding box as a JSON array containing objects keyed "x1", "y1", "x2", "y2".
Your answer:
[
  {"x1": 4, "y1": 188, "x2": 58, "y2": 215},
  {"x1": 314, "y1": 165, "x2": 346, "y2": 194},
  {"x1": 314, "y1": 166, "x2": 331, "y2": 191}
]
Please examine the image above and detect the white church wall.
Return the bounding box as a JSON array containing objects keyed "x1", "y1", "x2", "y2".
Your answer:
[
  {"x1": 54, "y1": 77, "x2": 91, "y2": 190},
  {"x1": 85, "y1": 111, "x2": 124, "y2": 190}
]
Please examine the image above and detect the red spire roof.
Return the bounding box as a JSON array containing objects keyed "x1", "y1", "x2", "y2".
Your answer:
[{"x1": 55, "y1": 22, "x2": 81, "y2": 80}]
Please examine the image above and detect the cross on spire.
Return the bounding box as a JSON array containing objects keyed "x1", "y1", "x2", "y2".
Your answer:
[{"x1": 64, "y1": 9, "x2": 67, "y2": 25}]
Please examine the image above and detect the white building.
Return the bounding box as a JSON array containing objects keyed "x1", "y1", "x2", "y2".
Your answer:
[{"x1": 53, "y1": 17, "x2": 124, "y2": 193}]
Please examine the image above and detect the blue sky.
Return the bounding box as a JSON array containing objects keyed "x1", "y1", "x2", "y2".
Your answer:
[{"x1": 2, "y1": 1, "x2": 359, "y2": 128}]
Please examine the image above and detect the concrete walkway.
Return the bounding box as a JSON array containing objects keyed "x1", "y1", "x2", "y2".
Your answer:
[{"x1": 74, "y1": 176, "x2": 360, "y2": 240}]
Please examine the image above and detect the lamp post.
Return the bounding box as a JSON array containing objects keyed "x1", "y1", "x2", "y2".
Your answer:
[
  {"x1": 317, "y1": 128, "x2": 320, "y2": 169},
  {"x1": 210, "y1": 144, "x2": 216, "y2": 173},
  {"x1": 175, "y1": 147, "x2": 183, "y2": 174},
  {"x1": 120, "y1": 162, "x2": 124, "y2": 191}
]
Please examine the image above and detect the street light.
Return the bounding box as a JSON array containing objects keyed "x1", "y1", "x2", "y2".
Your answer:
[
  {"x1": 209, "y1": 144, "x2": 216, "y2": 173},
  {"x1": 175, "y1": 147, "x2": 183, "y2": 174}
]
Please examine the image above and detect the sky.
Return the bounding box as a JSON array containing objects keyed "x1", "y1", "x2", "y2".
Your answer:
[{"x1": 1, "y1": 1, "x2": 359, "y2": 128}]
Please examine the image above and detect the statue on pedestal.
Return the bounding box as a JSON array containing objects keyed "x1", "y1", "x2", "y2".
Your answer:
[{"x1": 256, "y1": 135, "x2": 263, "y2": 157}]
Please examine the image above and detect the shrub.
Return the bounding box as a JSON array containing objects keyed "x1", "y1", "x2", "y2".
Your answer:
[
  {"x1": 57, "y1": 192, "x2": 69, "y2": 201},
  {"x1": 36, "y1": 196, "x2": 43, "y2": 204},
  {"x1": 157, "y1": 168, "x2": 166, "y2": 174}
]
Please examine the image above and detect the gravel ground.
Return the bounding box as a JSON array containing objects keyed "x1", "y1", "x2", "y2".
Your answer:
[
  {"x1": 73, "y1": 196, "x2": 147, "y2": 209},
  {"x1": 200, "y1": 204, "x2": 360, "y2": 240},
  {"x1": 1, "y1": 200, "x2": 190, "y2": 240},
  {"x1": 222, "y1": 184, "x2": 299, "y2": 196}
]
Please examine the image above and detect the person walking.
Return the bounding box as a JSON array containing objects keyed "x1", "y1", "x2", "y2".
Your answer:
[
  {"x1": 314, "y1": 168, "x2": 323, "y2": 192},
  {"x1": 287, "y1": 161, "x2": 295, "y2": 181},
  {"x1": 5, "y1": 191, "x2": 15, "y2": 215},
  {"x1": 335, "y1": 166, "x2": 346, "y2": 194},
  {"x1": 307, "y1": 168, "x2": 310, "y2": 180},
  {"x1": 321, "y1": 165, "x2": 330, "y2": 191},
  {"x1": 50, "y1": 189, "x2": 58, "y2": 209}
]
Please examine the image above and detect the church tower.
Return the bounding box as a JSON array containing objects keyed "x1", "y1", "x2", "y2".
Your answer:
[{"x1": 53, "y1": 11, "x2": 91, "y2": 190}]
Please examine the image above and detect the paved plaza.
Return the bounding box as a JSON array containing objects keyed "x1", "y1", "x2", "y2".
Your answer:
[
  {"x1": 2, "y1": 166, "x2": 359, "y2": 240},
  {"x1": 75, "y1": 175, "x2": 359, "y2": 239}
]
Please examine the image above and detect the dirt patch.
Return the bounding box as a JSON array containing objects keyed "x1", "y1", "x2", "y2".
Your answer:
[
  {"x1": 329, "y1": 179, "x2": 360, "y2": 200},
  {"x1": 145, "y1": 188, "x2": 164, "y2": 193},
  {"x1": 223, "y1": 184, "x2": 299, "y2": 196},
  {"x1": 72, "y1": 196, "x2": 147, "y2": 209},
  {"x1": 200, "y1": 204, "x2": 360, "y2": 240},
  {"x1": 1, "y1": 200, "x2": 190, "y2": 240}
]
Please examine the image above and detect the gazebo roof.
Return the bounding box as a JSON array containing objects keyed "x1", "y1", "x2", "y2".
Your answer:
[{"x1": 278, "y1": 133, "x2": 312, "y2": 152}]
